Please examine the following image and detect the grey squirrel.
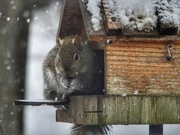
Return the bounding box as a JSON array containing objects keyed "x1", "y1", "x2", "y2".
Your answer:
[{"x1": 43, "y1": 35, "x2": 110, "y2": 135}]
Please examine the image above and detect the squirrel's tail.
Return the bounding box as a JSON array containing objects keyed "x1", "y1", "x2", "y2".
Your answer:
[{"x1": 71, "y1": 124, "x2": 112, "y2": 135}]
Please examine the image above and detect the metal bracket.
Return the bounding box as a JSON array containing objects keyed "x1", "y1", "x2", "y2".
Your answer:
[
  {"x1": 166, "y1": 43, "x2": 175, "y2": 61},
  {"x1": 14, "y1": 99, "x2": 69, "y2": 106},
  {"x1": 149, "y1": 125, "x2": 163, "y2": 135}
]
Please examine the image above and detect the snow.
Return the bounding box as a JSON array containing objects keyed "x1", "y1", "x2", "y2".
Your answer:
[
  {"x1": 122, "y1": 93, "x2": 127, "y2": 97},
  {"x1": 12, "y1": 5, "x2": 16, "y2": 10},
  {"x1": 6, "y1": 17, "x2": 10, "y2": 21},
  {"x1": 134, "y1": 90, "x2": 139, "y2": 95},
  {"x1": 26, "y1": 18, "x2": 30, "y2": 23},
  {"x1": 84, "y1": 0, "x2": 102, "y2": 31},
  {"x1": 86, "y1": 0, "x2": 180, "y2": 33},
  {"x1": 103, "y1": 0, "x2": 157, "y2": 32},
  {"x1": 155, "y1": 0, "x2": 180, "y2": 29},
  {"x1": 6, "y1": 65, "x2": 11, "y2": 70},
  {"x1": 23, "y1": 10, "x2": 30, "y2": 18},
  {"x1": 175, "y1": 1, "x2": 180, "y2": 32}
]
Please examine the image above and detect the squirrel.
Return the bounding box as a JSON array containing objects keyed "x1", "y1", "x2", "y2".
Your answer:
[
  {"x1": 43, "y1": 35, "x2": 100, "y2": 100},
  {"x1": 43, "y1": 35, "x2": 111, "y2": 135},
  {"x1": 71, "y1": 124, "x2": 111, "y2": 135}
]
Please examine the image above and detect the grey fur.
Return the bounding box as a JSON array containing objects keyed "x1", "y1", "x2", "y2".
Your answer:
[
  {"x1": 71, "y1": 125, "x2": 112, "y2": 135},
  {"x1": 43, "y1": 36, "x2": 111, "y2": 134},
  {"x1": 43, "y1": 36, "x2": 95, "y2": 100}
]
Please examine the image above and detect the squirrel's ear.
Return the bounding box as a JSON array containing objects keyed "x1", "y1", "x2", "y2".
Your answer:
[
  {"x1": 57, "y1": 37, "x2": 63, "y2": 47},
  {"x1": 72, "y1": 35, "x2": 83, "y2": 50}
]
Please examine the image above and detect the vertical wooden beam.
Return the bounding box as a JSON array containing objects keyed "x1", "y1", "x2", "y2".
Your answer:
[
  {"x1": 0, "y1": 0, "x2": 29, "y2": 134},
  {"x1": 149, "y1": 125, "x2": 163, "y2": 135},
  {"x1": 57, "y1": 0, "x2": 86, "y2": 38}
]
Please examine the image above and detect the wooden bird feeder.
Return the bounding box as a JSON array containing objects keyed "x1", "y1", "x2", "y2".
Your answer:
[{"x1": 56, "y1": 0, "x2": 180, "y2": 134}]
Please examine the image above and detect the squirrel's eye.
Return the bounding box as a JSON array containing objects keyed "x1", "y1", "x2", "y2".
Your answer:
[{"x1": 73, "y1": 54, "x2": 79, "y2": 61}]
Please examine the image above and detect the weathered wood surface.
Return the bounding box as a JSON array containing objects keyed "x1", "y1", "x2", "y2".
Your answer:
[
  {"x1": 101, "y1": 1, "x2": 159, "y2": 36},
  {"x1": 57, "y1": 0, "x2": 180, "y2": 46},
  {"x1": 156, "y1": 0, "x2": 178, "y2": 35},
  {"x1": 158, "y1": 20, "x2": 178, "y2": 35},
  {"x1": 57, "y1": 0, "x2": 86, "y2": 38},
  {"x1": 79, "y1": 0, "x2": 106, "y2": 37},
  {"x1": 89, "y1": 36, "x2": 180, "y2": 50},
  {"x1": 106, "y1": 40, "x2": 180, "y2": 95},
  {"x1": 79, "y1": 0, "x2": 179, "y2": 36},
  {"x1": 102, "y1": 0, "x2": 122, "y2": 36},
  {"x1": 56, "y1": 95, "x2": 180, "y2": 124}
]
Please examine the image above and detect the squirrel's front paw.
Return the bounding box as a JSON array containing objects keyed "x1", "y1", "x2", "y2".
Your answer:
[
  {"x1": 60, "y1": 77, "x2": 69, "y2": 88},
  {"x1": 70, "y1": 78, "x2": 81, "y2": 90},
  {"x1": 54, "y1": 105, "x2": 68, "y2": 110}
]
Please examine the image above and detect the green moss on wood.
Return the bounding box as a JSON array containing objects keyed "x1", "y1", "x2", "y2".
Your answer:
[{"x1": 56, "y1": 95, "x2": 180, "y2": 125}]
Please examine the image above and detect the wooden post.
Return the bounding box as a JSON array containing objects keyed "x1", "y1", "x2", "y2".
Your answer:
[
  {"x1": 0, "y1": 1, "x2": 29, "y2": 134},
  {"x1": 149, "y1": 125, "x2": 163, "y2": 135}
]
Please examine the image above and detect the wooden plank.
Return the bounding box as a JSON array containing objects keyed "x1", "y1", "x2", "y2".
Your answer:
[
  {"x1": 83, "y1": 96, "x2": 103, "y2": 124},
  {"x1": 56, "y1": 95, "x2": 180, "y2": 125},
  {"x1": 102, "y1": 0, "x2": 122, "y2": 36},
  {"x1": 123, "y1": 28, "x2": 159, "y2": 36},
  {"x1": 156, "y1": 96, "x2": 180, "y2": 124},
  {"x1": 101, "y1": 0, "x2": 159, "y2": 36},
  {"x1": 57, "y1": 0, "x2": 86, "y2": 38},
  {"x1": 56, "y1": 96, "x2": 84, "y2": 123},
  {"x1": 156, "y1": 0, "x2": 178, "y2": 35},
  {"x1": 88, "y1": 36, "x2": 180, "y2": 50},
  {"x1": 128, "y1": 96, "x2": 142, "y2": 124},
  {"x1": 79, "y1": 0, "x2": 106, "y2": 37},
  {"x1": 106, "y1": 41, "x2": 180, "y2": 95},
  {"x1": 103, "y1": 96, "x2": 129, "y2": 124},
  {"x1": 141, "y1": 96, "x2": 153, "y2": 124},
  {"x1": 89, "y1": 41, "x2": 106, "y2": 50},
  {"x1": 58, "y1": 0, "x2": 180, "y2": 38},
  {"x1": 89, "y1": 36, "x2": 180, "y2": 43},
  {"x1": 158, "y1": 21, "x2": 178, "y2": 35}
]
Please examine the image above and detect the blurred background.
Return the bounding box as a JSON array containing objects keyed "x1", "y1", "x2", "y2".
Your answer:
[{"x1": 0, "y1": 0, "x2": 179, "y2": 135}]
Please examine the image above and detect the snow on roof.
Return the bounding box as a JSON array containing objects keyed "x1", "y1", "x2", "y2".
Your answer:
[
  {"x1": 85, "y1": 0, "x2": 102, "y2": 31},
  {"x1": 83, "y1": 0, "x2": 180, "y2": 34},
  {"x1": 103, "y1": 0, "x2": 157, "y2": 32},
  {"x1": 155, "y1": 0, "x2": 180, "y2": 33}
]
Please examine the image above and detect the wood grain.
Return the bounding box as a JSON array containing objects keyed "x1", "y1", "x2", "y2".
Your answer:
[
  {"x1": 106, "y1": 41, "x2": 180, "y2": 95},
  {"x1": 57, "y1": 0, "x2": 86, "y2": 38},
  {"x1": 102, "y1": 0, "x2": 122, "y2": 36},
  {"x1": 56, "y1": 95, "x2": 180, "y2": 124}
]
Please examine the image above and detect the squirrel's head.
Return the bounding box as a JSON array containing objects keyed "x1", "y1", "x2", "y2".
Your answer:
[{"x1": 55, "y1": 35, "x2": 85, "y2": 78}]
